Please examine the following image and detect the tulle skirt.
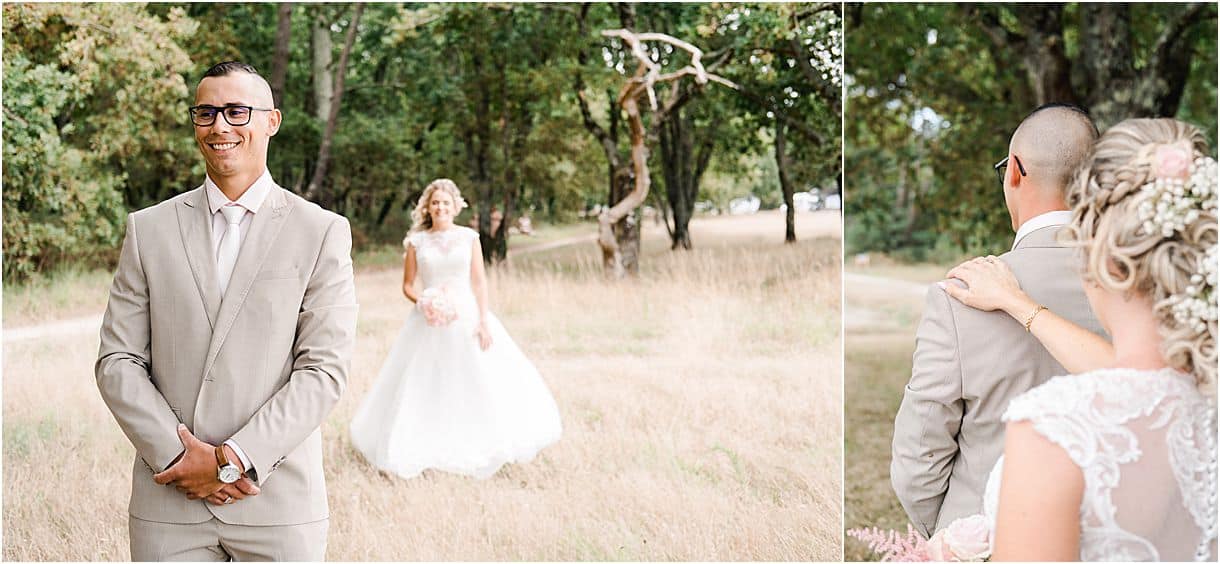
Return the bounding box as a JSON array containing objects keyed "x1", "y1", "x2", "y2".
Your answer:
[{"x1": 349, "y1": 301, "x2": 562, "y2": 479}]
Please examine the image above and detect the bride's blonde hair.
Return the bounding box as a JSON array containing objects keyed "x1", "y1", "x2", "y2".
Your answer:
[
  {"x1": 1062, "y1": 118, "x2": 1216, "y2": 391},
  {"x1": 409, "y1": 178, "x2": 468, "y2": 233}
]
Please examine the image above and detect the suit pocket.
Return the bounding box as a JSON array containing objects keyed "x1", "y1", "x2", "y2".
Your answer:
[
  {"x1": 256, "y1": 266, "x2": 299, "y2": 281},
  {"x1": 170, "y1": 406, "x2": 183, "y2": 423}
]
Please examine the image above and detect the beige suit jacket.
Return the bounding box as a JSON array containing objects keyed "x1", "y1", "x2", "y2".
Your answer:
[
  {"x1": 96, "y1": 184, "x2": 358, "y2": 526},
  {"x1": 890, "y1": 225, "x2": 1105, "y2": 537}
]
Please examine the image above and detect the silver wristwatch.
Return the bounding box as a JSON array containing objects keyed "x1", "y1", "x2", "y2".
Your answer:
[{"x1": 215, "y1": 445, "x2": 241, "y2": 484}]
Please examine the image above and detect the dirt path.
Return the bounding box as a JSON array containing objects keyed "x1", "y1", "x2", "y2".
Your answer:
[
  {"x1": 843, "y1": 272, "x2": 929, "y2": 334},
  {"x1": 844, "y1": 272, "x2": 927, "y2": 299},
  {"x1": 512, "y1": 233, "x2": 597, "y2": 255},
  {"x1": 3, "y1": 314, "x2": 106, "y2": 343}
]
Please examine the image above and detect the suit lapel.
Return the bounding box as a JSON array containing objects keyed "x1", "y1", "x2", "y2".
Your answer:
[
  {"x1": 177, "y1": 187, "x2": 221, "y2": 329},
  {"x1": 202, "y1": 186, "x2": 294, "y2": 380}
]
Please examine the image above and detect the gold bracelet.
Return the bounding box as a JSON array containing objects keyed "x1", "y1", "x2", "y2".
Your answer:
[{"x1": 1023, "y1": 304, "x2": 1048, "y2": 332}]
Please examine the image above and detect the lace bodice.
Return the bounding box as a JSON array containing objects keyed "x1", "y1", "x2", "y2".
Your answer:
[
  {"x1": 404, "y1": 227, "x2": 479, "y2": 290},
  {"x1": 983, "y1": 368, "x2": 1217, "y2": 561}
]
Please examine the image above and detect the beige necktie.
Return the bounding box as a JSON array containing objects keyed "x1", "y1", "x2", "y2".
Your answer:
[{"x1": 217, "y1": 205, "x2": 246, "y2": 294}]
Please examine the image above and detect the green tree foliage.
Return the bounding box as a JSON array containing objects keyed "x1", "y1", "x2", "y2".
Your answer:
[
  {"x1": 845, "y1": 2, "x2": 1217, "y2": 260},
  {"x1": 3, "y1": 3, "x2": 198, "y2": 280},
  {"x1": 3, "y1": 2, "x2": 840, "y2": 279}
]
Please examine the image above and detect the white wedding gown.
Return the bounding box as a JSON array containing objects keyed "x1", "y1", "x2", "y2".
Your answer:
[
  {"x1": 983, "y1": 368, "x2": 1217, "y2": 561},
  {"x1": 349, "y1": 226, "x2": 562, "y2": 479}
]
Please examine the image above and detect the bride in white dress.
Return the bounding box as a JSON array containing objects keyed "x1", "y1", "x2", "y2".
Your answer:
[
  {"x1": 350, "y1": 178, "x2": 561, "y2": 479},
  {"x1": 943, "y1": 118, "x2": 1216, "y2": 560}
]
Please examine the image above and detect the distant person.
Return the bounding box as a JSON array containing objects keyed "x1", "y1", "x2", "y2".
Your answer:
[
  {"x1": 96, "y1": 61, "x2": 357, "y2": 560},
  {"x1": 891, "y1": 103, "x2": 1105, "y2": 536},
  {"x1": 348, "y1": 179, "x2": 561, "y2": 479},
  {"x1": 942, "y1": 118, "x2": 1216, "y2": 560},
  {"x1": 515, "y1": 215, "x2": 534, "y2": 236}
]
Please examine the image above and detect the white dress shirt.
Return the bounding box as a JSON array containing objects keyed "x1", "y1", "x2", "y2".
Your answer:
[
  {"x1": 202, "y1": 169, "x2": 276, "y2": 477},
  {"x1": 1012, "y1": 210, "x2": 1073, "y2": 250},
  {"x1": 205, "y1": 170, "x2": 273, "y2": 258}
]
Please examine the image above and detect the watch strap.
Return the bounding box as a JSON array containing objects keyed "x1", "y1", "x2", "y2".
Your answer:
[{"x1": 215, "y1": 445, "x2": 230, "y2": 468}]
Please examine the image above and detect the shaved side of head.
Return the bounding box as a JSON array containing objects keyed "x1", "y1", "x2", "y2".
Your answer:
[{"x1": 1010, "y1": 103, "x2": 1099, "y2": 197}]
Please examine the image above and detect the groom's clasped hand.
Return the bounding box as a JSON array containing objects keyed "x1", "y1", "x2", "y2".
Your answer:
[{"x1": 152, "y1": 424, "x2": 260, "y2": 506}]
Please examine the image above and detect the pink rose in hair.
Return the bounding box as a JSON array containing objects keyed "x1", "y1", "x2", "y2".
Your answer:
[{"x1": 1154, "y1": 143, "x2": 1192, "y2": 179}]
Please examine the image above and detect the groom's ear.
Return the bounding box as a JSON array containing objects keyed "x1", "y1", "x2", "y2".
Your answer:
[
  {"x1": 1007, "y1": 160, "x2": 1024, "y2": 189},
  {"x1": 266, "y1": 109, "x2": 282, "y2": 136}
]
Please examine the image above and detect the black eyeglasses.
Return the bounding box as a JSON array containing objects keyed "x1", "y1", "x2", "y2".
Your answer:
[
  {"x1": 188, "y1": 105, "x2": 274, "y2": 127},
  {"x1": 993, "y1": 155, "x2": 1027, "y2": 187}
]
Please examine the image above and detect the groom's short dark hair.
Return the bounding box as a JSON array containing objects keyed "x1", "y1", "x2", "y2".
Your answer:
[
  {"x1": 201, "y1": 61, "x2": 263, "y2": 80},
  {"x1": 1023, "y1": 102, "x2": 1099, "y2": 136}
]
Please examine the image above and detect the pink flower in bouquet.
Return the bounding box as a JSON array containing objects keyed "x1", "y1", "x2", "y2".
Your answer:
[
  {"x1": 1154, "y1": 143, "x2": 1191, "y2": 179},
  {"x1": 418, "y1": 287, "x2": 459, "y2": 327},
  {"x1": 848, "y1": 515, "x2": 990, "y2": 562},
  {"x1": 928, "y1": 515, "x2": 991, "y2": 562},
  {"x1": 847, "y1": 524, "x2": 930, "y2": 562}
]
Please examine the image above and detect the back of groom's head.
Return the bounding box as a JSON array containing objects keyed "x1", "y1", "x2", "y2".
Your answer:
[{"x1": 1010, "y1": 103, "x2": 1099, "y2": 197}]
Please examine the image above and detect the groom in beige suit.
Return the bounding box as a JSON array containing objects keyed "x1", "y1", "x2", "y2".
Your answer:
[
  {"x1": 96, "y1": 61, "x2": 357, "y2": 560},
  {"x1": 891, "y1": 104, "x2": 1106, "y2": 537}
]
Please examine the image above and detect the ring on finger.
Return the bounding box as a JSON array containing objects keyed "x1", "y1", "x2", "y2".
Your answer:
[{"x1": 224, "y1": 496, "x2": 234, "y2": 504}]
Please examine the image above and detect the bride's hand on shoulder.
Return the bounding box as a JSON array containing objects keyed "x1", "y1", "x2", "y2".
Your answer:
[{"x1": 940, "y1": 255, "x2": 1035, "y2": 317}]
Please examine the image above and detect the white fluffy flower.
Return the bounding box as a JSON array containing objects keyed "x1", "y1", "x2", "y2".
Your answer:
[
  {"x1": 1166, "y1": 244, "x2": 1218, "y2": 334},
  {"x1": 1137, "y1": 156, "x2": 1217, "y2": 239}
]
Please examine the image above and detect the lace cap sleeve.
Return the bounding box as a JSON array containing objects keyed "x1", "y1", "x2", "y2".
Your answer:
[
  {"x1": 1002, "y1": 370, "x2": 1168, "y2": 471},
  {"x1": 1001, "y1": 374, "x2": 1099, "y2": 469},
  {"x1": 1002, "y1": 375, "x2": 1079, "y2": 423},
  {"x1": 403, "y1": 231, "x2": 420, "y2": 252}
]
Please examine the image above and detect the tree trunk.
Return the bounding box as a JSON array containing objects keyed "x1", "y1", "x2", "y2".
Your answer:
[
  {"x1": 659, "y1": 108, "x2": 715, "y2": 250},
  {"x1": 488, "y1": 70, "x2": 532, "y2": 265},
  {"x1": 304, "y1": 4, "x2": 363, "y2": 204},
  {"x1": 597, "y1": 91, "x2": 651, "y2": 279},
  {"x1": 595, "y1": 27, "x2": 734, "y2": 277},
  {"x1": 467, "y1": 49, "x2": 496, "y2": 265},
  {"x1": 269, "y1": 4, "x2": 293, "y2": 108},
  {"x1": 775, "y1": 117, "x2": 796, "y2": 243},
  {"x1": 660, "y1": 115, "x2": 692, "y2": 250},
  {"x1": 1017, "y1": 5, "x2": 1077, "y2": 106},
  {"x1": 574, "y1": 4, "x2": 640, "y2": 275},
  {"x1": 310, "y1": 8, "x2": 333, "y2": 122},
  {"x1": 971, "y1": 4, "x2": 1213, "y2": 129},
  {"x1": 610, "y1": 166, "x2": 640, "y2": 273}
]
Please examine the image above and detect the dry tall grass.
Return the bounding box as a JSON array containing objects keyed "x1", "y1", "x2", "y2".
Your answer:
[{"x1": 3, "y1": 210, "x2": 842, "y2": 561}]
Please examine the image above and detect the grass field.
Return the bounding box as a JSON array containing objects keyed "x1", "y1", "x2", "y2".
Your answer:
[
  {"x1": 3, "y1": 210, "x2": 843, "y2": 561},
  {"x1": 842, "y1": 261, "x2": 948, "y2": 561}
]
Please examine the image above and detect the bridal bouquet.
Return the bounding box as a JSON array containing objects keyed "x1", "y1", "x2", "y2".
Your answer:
[
  {"x1": 418, "y1": 287, "x2": 459, "y2": 327},
  {"x1": 847, "y1": 514, "x2": 991, "y2": 562}
]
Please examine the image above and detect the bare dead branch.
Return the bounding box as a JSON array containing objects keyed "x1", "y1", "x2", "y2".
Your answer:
[
  {"x1": 602, "y1": 28, "x2": 739, "y2": 112},
  {"x1": 595, "y1": 28, "x2": 737, "y2": 278}
]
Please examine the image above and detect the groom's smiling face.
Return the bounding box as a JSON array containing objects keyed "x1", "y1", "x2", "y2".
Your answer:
[{"x1": 193, "y1": 73, "x2": 281, "y2": 183}]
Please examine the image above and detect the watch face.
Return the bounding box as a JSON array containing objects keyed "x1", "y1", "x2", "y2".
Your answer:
[{"x1": 219, "y1": 465, "x2": 241, "y2": 484}]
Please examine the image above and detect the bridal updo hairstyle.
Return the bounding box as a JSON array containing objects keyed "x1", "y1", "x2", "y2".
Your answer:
[
  {"x1": 1062, "y1": 118, "x2": 1217, "y2": 391},
  {"x1": 410, "y1": 178, "x2": 469, "y2": 233}
]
